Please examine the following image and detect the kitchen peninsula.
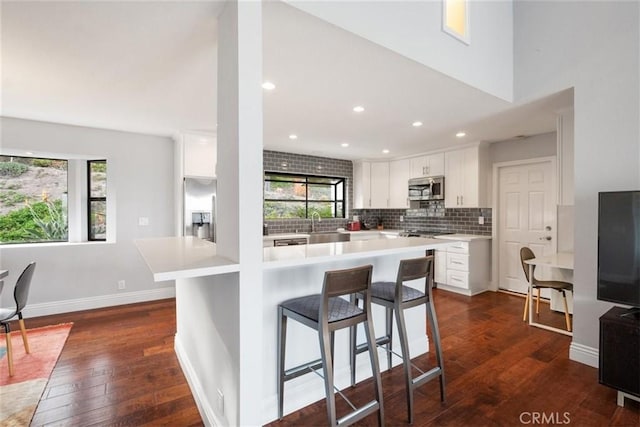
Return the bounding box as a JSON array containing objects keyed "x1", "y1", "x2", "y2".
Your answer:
[{"x1": 136, "y1": 235, "x2": 454, "y2": 425}]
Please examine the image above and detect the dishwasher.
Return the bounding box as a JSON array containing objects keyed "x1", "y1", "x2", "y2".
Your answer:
[{"x1": 273, "y1": 238, "x2": 308, "y2": 246}]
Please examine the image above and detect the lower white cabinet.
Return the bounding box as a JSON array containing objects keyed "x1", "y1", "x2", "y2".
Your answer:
[{"x1": 434, "y1": 238, "x2": 491, "y2": 296}]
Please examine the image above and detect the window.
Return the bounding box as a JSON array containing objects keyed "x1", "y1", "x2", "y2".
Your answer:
[
  {"x1": 0, "y1": 155, "x2": 68, "y2": 244},
  {"x1": 264, "y1": 172, "x2": 345, "y2": 219},
  {"x1": 88, "y1": 160, "x2": 107, "y2": 241}
]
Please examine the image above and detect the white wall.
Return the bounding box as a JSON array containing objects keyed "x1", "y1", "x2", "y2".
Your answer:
[
  {"x1": 488, "y1": 132, "x2": 556, "y2": 165},
  {"x1": 514, "y1": 1, "x2": 640, "y2": 364},
  {"x1": 0, "y1": 117, "x2": 175, "y2": 314},
  {"x1": 286, "y1": 0, "x2": 513, "y2": 101}
]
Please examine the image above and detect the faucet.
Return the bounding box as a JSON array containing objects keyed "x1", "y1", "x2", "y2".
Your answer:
[{"x1": 310, "y1": 211, "x2": 321, "y2": 232}]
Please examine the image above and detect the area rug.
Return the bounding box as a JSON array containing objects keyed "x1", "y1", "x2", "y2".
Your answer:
[{"x1": 0, "y1": 323, "x2": 73, "y2": 426}]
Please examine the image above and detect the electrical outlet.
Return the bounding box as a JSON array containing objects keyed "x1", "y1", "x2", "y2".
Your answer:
[
  {"x1": 478, "y1": 216, "x2": 485, "y2": 225},
  {"x1": 117, "y1": 280, "x2": 126, "y2": 290},
  {"x1": 399, "y1": 215, "x2": 404, "y2": 222},
  {"x1": 138, "y1": 217, "x2": 149, "y2": 226},
  {"x1": 217, "y1": 389, "x2": 224, "y2": 415}
]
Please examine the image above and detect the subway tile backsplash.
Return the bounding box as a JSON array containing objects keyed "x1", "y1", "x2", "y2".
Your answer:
[{"x1": 263, "y1": 150, "x2": 492, "y2": 236}]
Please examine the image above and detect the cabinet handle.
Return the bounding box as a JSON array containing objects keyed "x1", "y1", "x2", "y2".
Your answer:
[
  {"x1": 451, "y1": 260, "x2": 464, "y2": 265},
  {"x1": 426, "y1": 165, "x2": 430, "y2": 174},
  {"x1": 452, "y1": 277, "x2": 463, "y2": 282},
  {"x1": 461, "y1": 195, "x2": 464, "y2": 205}
]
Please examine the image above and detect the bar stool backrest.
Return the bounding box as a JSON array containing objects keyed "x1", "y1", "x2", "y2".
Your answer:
[
  {"x1": 396, "y1": 256, "x2": 433, "y2": 297},
  {"x1": 322, "y1": 264, "x2": 373, "y2": 298}
]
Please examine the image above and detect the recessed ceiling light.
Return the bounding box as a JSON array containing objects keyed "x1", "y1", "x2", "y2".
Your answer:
[
  {"x1": 25, "y1": 151, "x2": 34, "y2": 155},
  {"x1": 456, "y1": 131, "x2": 466, "y2": 138},
  {"x1": 262, "y1": 81, "x2": 276, "y2": 90},
  {"x1": 289, "y1": 134, "x2": 298, "y2": 140},
  {"x1": 412, "y1": 121, "x2": 423, "y2": 127},
  {"x1": 341, "y1": 143, "x2": 349, "y2": 148},
  {"x1": 382, "y1": 149, "x2": 390, "y2": 154},
  {"x1": 353, "y1": 106, "x2": 365, "y2": 113},
  {"x1": 281, "y1": 162, "x2": 288, "y2": 168}
]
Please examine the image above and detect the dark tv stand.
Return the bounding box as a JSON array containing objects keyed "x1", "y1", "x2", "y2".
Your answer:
[{"x1": 599, "y1": 306, "x2": 640, "y2": 407}]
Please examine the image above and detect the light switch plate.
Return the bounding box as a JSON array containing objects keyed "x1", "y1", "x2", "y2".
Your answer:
[{"x1": 138, "y1": 217, "x2": 149, "y2": 226}]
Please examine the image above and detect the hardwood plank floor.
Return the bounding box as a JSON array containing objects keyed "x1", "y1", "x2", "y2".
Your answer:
[{"x1": 14, "y1": 291, "x2": 639, "y2": 426}]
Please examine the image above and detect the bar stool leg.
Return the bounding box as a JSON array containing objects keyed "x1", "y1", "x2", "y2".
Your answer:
[
  {"x1": 277, "y1": 307, "x2": 287, "y2": 420},
  {"x1": 522, "y1": 292, "x2": 529, "y2": 322},
  {"x1": 319, "y1": 324, "x2": 337, "y2": 426},
  {"x1": 427, "y1": 299, "x2": 446, "y2": 402},
  {"x1": 349, "y1": 295, "x2": 359, "y2": 387},
  {"x1": 385, "y1": 307, "x2": 393, "y2": 371},
  {"x1": 394, "y1": 303, "x2": 414, "y2": 424},
  {"x1": 364, "y1": 311, "x2": 385, "y2": 427}
]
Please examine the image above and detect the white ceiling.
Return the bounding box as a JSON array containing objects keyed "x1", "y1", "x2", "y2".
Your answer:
[{"x1": 1, "y1": 1, "x2": 572, "y2": 161}]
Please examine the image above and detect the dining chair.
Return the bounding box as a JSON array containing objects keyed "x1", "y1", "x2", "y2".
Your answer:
[
  {"x1": 520, "y1": 247, "x2": 572, "y2": 331},
  {"x1": 0, "y1": 262, "x2": 36, "y2": 376}
]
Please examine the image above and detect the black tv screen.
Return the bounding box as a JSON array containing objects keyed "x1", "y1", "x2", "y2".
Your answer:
[{"x1": 597, "y1": 191, "x2": 640, "y2": 307}]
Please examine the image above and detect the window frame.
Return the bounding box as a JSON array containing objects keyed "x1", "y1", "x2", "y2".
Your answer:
[
  {"x1": 263, "y1": 172, "x2": 346, "y2": 219},
  {"x1": 87, "y1": 159, "x2": 107, "y2": 241}
]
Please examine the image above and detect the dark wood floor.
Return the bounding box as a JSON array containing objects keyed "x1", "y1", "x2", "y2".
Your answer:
[{"x1": 18, "y1": 291, "x2": 639, "y2": 426}]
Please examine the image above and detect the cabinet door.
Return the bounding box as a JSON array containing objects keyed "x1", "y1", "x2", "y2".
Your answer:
[
  {"x1": 389, "y1": 158, "x2": 411, "y2": 208},
  {"x1": 353, "y1": 161, "x2": 371, "y2": 208},
  {"x1": 444, "y1": 149, "x2": 463, "y2": 208},
  {"x1": 460, "y1": 147, "x2": 479, "y2": 207},
  {"x1": 434, "y1": 250, "x2": 447, "y2": 284},
  {"x1": 184, "y1": 135, "x2": 216, "y2": 178},
  {"x1": 427, "y1": 152, "x2": 445, "y2": 176},
  {"x1": 410, "y1": 156, "x2": 428, "y2": 178},
  {"x1": 370, "y1": 162, "x2": 390, "y2": 208}
]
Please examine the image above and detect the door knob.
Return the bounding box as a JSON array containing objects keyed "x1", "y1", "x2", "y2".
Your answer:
[{"x1": 539, "y1": 236, "x2": 552, "y2": 241}]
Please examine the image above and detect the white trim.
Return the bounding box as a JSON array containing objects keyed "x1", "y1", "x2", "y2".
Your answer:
[
  {"x1": 556, "y1": 115, "x2": 564, "y2": 205},
  {"x1": 569, "y1": 342, "x2": 599, "y2": 368},
  {"x1": 23, "y1": 286, "x2": 175, "y2": 318},
  {"x1": 175, "y1": 334, "x2": 222, "y2": 427},
  {"x1": 491, "y1": 156, "x2": 557, "y2": 293}
]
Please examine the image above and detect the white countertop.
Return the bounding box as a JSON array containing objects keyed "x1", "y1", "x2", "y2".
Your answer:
[
  {"x1": 434, "y1": 233, "x2": 492, "y2": 241},
  {"x1": 263, "y1": 236, "x2": 451, "y2": 269},
  {"x1": 135, "y1": 236, "x2": 239, "y2": 282}
]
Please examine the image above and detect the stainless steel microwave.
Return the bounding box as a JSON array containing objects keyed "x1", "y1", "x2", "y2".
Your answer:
[{"x1": 408, "y1": 176, "x2": 444, "y2": 201}]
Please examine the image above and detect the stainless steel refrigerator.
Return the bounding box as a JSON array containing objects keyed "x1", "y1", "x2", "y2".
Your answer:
[{"x1": 183, "y1": 177, "x2": 216, "y2": 242}]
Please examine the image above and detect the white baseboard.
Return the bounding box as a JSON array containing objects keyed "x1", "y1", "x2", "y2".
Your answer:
[
  {"x1": 23, "y1": 287, "x2": 176, "y2": 318},
  {"x1": 569, "y1": 342, "x2": 599, "y2": 368},
  {"x1": 175, "y1": 333, "x2": 224, "y2": 427}
]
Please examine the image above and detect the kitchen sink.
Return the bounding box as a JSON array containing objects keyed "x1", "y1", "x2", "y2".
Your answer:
[{"x1": 307, "y1": 231, "x2": 350, "y2": 244}]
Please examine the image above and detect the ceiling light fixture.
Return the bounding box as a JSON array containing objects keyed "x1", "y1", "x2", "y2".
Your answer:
[
  {"x1": 382, "y1": 149, "x2": 390, "y2": 154},
  {"x1": 456, "y1": 131, "x2": 466, "y2": 138},
  {"x1": 262, "y1": 81, "x2": 276, "y2": 90},
  {"x1": 353, "y1": 106, "x2": 365, "y2": 113},
  {"x1": 341, "y1": 143, "x2": 349, "y2": 147},
  {"x1": 412, "y1": 121, "x2": 423, "y2": 127},
  {"x1": 25, "y1": 151, "x2": 34, "y2": 155},
  {"x1": 289, "y1": 134, "x2": 298, "y2": 140}
]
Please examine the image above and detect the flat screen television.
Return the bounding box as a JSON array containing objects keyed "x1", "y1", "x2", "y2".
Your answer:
[{"x1": 597, "y1": 191, "x2": 640, "y2": 309}]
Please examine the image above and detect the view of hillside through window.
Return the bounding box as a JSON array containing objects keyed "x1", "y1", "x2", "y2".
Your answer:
[
  {"x1": 0, "y1": 155, "x2": 68, "y2": 244},
  {"x1": 264, "y1": 173, "x2": 345, "y2": 219}
]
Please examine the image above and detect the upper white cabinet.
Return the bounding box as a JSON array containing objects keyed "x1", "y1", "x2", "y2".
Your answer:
[
  {"x1": 444, "y1": 145, "x2": 488, "y2": 208},
  {"x1": 353, "y1": 161, "x2": 390, "y2": 208},
  {"x1": 183, "y1": 133, "x2": 217, "y2": 178},
  {"x1": 389, "y1": 158, "x2": 411, "y2": 208},
  {"x1": 410, "y1": 152, "x2": 444, "y2": 178}
]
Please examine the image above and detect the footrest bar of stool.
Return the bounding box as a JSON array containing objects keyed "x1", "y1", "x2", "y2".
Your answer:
[
  {"x1": 337, "y1": 400, "x2": 380, "y2": 427},
  {"x1": 354, "y1": 336, "x2": 390, "y2": 357},
  {"x1": 284, "y1": 359, "x2": 324, "y2": 382},
  {"x1": 412, "y1": 366, "x2": 442, "y2": 389}
]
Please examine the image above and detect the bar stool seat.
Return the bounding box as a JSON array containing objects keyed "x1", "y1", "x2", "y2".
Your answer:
[
  {"x1": 350, "y1": 256, "x2": 445, "y2": 424},
  {"x1": 277, "y1": 265, "x2": 384, "y2": 427}
]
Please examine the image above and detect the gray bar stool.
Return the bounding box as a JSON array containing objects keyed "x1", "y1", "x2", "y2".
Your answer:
[
  {"x1": 277, "y1": 264, "x2": 384, "y2": 426},
  {"x1": 350, "y1": 256, "x2": 445, "y2": 424}
]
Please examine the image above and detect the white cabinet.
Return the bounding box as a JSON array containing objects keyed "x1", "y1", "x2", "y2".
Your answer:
[
  {"x1": 434, "y1": 238, "x2": 491, "y2": 296},
  {"x1": 410, "y1": 152, "x2": 444, "y2": 178},
  {"x1": 389, "y1": 158, "x2": 411, "y2": 208},
  {"x1": 444, "y1": 145, "x2": 488, "y2": 208},
  {"x1": 354, "y1": 161, "x2": 389, "y2": 208},
  {"x1": 183, "y1": 133, "x2": 216, "y2": 178}
]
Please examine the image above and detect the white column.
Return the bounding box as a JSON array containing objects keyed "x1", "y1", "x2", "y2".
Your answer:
[{"x1": 217, "y1": 1, "x2": 263, "y2": 425}]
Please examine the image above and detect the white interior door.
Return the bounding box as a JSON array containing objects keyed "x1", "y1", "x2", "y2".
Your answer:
[{"x1": 498, "y1": 160, "x2": 557, "y2": 294}]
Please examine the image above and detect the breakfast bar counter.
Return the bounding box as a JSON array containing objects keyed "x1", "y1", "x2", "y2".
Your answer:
[{"x1": 136, "y1": 236, "x2": 455, "y2": 426}]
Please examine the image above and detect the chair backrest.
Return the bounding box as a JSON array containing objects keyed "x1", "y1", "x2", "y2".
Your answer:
[
  {"x1": 520, "y1": 247, "x2": 535, "y2": 283},
  {"x1": 396, "y1": 256, "x2": 434, "y2": 296},
  {"x1": 322, "y1": 264, "x2": 373, "y2": 298},
  {"x1": 14, "y1": 262, "x2": 36, "y2": 313}
]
